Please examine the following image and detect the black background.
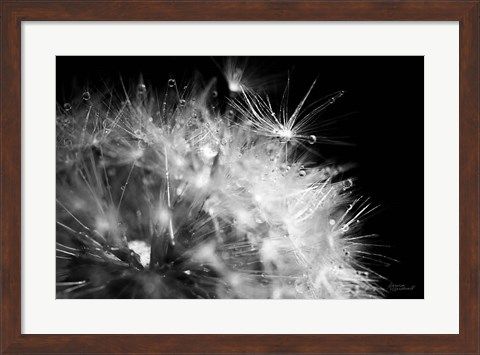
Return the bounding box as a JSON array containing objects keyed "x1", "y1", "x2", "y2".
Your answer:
[{"x1": 57, "y1": 56, "x2": 424, "y2": 298}]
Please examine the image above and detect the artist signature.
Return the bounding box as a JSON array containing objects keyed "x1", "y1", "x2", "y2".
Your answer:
[{"x1": 388, "y1": 283, "x2": 416, "y2": 292}]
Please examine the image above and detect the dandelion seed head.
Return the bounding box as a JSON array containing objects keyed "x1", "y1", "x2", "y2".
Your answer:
[{"x1": 56, "y1": 67, "x2": 385, "y2": 299}]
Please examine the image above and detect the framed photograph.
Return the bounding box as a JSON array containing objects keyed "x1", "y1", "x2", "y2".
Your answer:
[{"x1": 1, "y1": 1, "x2": 478, "y2": 354}]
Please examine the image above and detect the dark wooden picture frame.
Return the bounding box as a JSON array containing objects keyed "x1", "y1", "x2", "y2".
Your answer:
[{"x1": 1, "y1": 1, "x2": 478, "y2": 354}]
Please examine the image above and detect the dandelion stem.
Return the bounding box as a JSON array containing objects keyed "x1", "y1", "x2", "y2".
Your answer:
[{"x1": 164, "y1": 146, "x2": 175, "y2": 245}]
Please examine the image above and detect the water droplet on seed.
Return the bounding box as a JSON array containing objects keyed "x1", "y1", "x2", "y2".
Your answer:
[
  {"x1": 168, "y1": 79, "x2": 176, "y2": 87},
  {"x1": 308, "y1": 135, "x2": 316, "y2": 145},
  {"x1": 63, "y1": 103, "x2": 72, "y2": 112},
  {"x1": 342, "y1": 179, "x2": 353, "y2": 190},
  {"x1": 137, "y1": 83, "x2": 147, "y2": 95},
  {"x1": 82, "y1": 91, "x2": 91, "y2": 101}
]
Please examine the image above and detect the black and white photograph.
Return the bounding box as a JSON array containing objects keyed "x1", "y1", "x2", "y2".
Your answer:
[{"x1": 56, "y1": 56, "x2": 424, "y2": 299}]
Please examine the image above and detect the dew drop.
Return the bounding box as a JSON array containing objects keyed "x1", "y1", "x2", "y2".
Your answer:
[
  {"x1": 63, "y1": 103, "x2": 72, "y2": 112},
  {"x1": 329, "y1": 219, "x2": 336, "y2": 226},
  {"x1": 308, "y1": 135, "x2": 316, "y2": 145},
  {"x1": 148, "y1": 116, "x2": 153, "y2": 123},
  {"x1": 179, "y1": 99, "x2": 186, "y2": 107},
  {"x1": 168, "y1": 79, "x2": 176, "y2": 87},
  {"x1": 212, "y1": 90, "x2": 218, "y2": 98},
  {"x1": 137, "y1": 83, "x2": 147, "y2": 95},
  {"x1": 299, "y1": 169, "x2": 306, "y2": 177},
  {"x1": 342, "y1": 178, "x2": 353, "y2": 190},
  {"x1": 82, "y1": 91, "x2": 91, "y2": 101},
  {"x1": 341, "y1": 225, "x2": 350, "y2": 233}
]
